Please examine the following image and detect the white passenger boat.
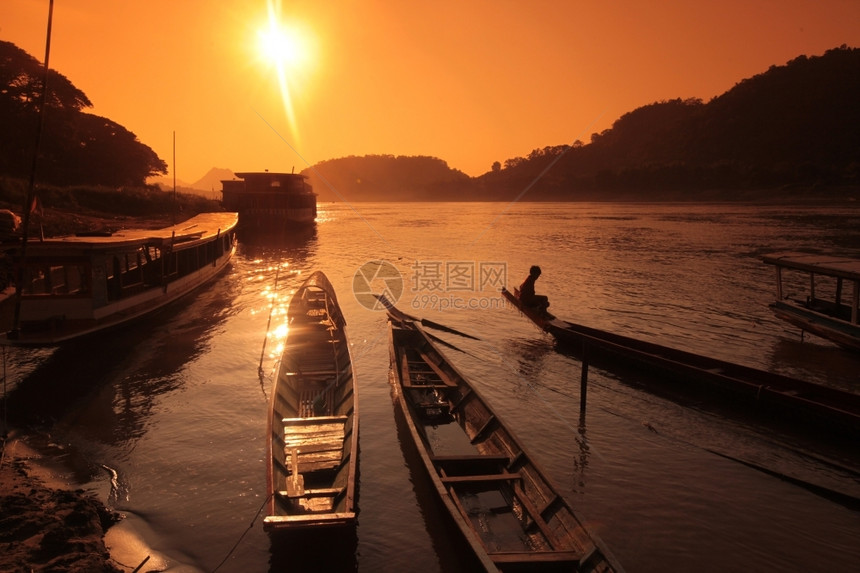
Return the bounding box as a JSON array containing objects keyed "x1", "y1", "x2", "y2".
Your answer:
[{"x1": 1, "y1": 212, "x2": 238, "y2": 346}]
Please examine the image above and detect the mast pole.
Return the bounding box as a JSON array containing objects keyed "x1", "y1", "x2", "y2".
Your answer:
[{"x1": 10, "y1": 0, "x2": 55, "y2": 338}]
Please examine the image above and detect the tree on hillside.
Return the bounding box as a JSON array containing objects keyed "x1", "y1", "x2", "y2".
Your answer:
[{"x1": 0, "y1": 40, "x2": 167, "y2": 186}]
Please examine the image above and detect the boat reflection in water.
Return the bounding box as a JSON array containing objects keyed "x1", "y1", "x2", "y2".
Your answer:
[
  {"x1": 237, "y1": 224, "x2": 318, "y2": 258},
  {"x1": 3, "y1": 267, "x2": 239, "y2": 431}
]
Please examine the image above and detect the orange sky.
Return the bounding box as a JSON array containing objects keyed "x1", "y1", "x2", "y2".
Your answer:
[{"x1": 3, "y1": 1, "x2": 859, "y2": 182}]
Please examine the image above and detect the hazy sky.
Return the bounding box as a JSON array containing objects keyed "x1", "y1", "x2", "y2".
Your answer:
[{"x1": 3, "y1": 1, "x2": 859, "y2": 181}]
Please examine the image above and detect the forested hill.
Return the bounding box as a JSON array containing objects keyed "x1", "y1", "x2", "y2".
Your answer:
[
  {"x1": 304, "y1": 155, "x2": 472, "y2": 202},
  {"x1": 307, "y1": 46, "x2": 860, "y2": 202}
]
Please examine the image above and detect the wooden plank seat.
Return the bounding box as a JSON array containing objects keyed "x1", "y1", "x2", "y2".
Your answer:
[
  {"x1": 277, "y1": 486, "x2": 345, "y2": 500},
  {"x1": 432, "y1": 454, "x2": 512, "y2": 478},
  {"x1": 440, "y1": 472, "x2": 522, "y2": 485},
  {"x1": 403, "y1": 381, "x2": 451, "y2": 390},
  {"x1": 430, "y1": 454, "x2": 511, "y2": 463},
  {"x1": 283, "y1": 415, "x2": 348, "y2": 474},
  {"x1": 488, "y1": 550, "x2": 584, "y2": 565}
]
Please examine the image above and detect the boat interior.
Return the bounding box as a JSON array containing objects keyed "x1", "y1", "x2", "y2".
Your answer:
[
  {"x1": 394, "y1": 324, "x2": 591, "y2": 566},
  {"x1": 272, "y1": 285, "x2": 355, "y2": 517}
]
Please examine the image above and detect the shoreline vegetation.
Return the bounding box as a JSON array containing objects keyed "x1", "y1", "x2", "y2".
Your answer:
[
  {"x1": 5, "y1": 43, "x2": 860, "y2": 205},
  {"x1": 2, "y1": 178, "x2": 860, "y2": 243}
]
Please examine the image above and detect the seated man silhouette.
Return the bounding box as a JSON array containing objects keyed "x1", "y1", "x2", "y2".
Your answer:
[{"x1": 518, "y1": 265, "x2": 551, "y2": 316}]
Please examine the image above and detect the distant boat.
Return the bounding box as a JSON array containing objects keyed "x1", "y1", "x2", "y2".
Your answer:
[
  {"x1": 221, "y1": 171, "x2": 316, "y2": 230},
  {"x1": 0, "y1": 212, "x2": 238, "y2": 346},
  {"x1": 502, "y1": 287, "x2": 860, "y2": 439},
  {"x1": 264, "y1": 271, "x2": 358, "y2": 531},
  {"x1": 762, "y1": 252, "x2": 860, "y2": 351},
  {"x1": 388, "y1": 314, "x2": 624, "y2": 572}
]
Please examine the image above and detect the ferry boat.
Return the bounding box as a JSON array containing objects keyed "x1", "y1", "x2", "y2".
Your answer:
[
  {"x1": 0, "y1": 212, "x2": 238, "y2": 346},
  {"x1": 221, "y1": 171, "x2": 316, "y2": 230},
  {"x1": 762, "y1": 252, "x2": 860, "y2": 351}
]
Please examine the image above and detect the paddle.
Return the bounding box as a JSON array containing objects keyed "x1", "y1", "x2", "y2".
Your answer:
[{"x1": 373, "y1": 293, "x2": 482, "y2": 341}]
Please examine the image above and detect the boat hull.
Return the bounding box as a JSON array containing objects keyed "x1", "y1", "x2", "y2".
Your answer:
[
  {"x1": 264, "y1": 271, "x2": 358, "y2": 531},
  {"x1": 770, "y1": 300, "x2": 860, "y2": 351},
  {"x1": 501, "y1": 287, "x2": 860, "y2": 440}
]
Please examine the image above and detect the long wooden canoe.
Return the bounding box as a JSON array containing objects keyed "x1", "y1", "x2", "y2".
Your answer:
[
  {"x1": 502, "y1": 287, "x2": 860, "y2": 440},
  {"x1": 264, "y1": 271, "x2": 358, "y2": 530},
  {"x1": 388, "y1": 315, "x2": 623, "y2": 572}
]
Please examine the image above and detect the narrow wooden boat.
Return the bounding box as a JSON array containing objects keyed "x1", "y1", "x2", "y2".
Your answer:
[
  {"x1": 502, "y1": 287, "x2": 860, "y2": 440},
  {"x1": 762, "y1": 252, "x2": 860, "y2": 351},
  {"x1": 0, "y1": 212, "x2": 238, "y2": 346},
  {"x1": 265, "y1": 271, "x2": 358, "y2": 531},
  {"x1": 388, "y1": 316, "x2": 623, "y2": 572}
]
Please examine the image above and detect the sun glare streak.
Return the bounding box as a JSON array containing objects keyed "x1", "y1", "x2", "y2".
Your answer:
[{"x1": 256, "y1": 0, "x2": 314, "y2": 144}]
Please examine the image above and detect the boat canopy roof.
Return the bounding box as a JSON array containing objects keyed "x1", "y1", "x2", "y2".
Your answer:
[
  {"x1": 762, "y1": 252, "x2": 860, "y2": 281},
  {"x1": 24, "y1": 212, "x2": 238, "y2": 251}
]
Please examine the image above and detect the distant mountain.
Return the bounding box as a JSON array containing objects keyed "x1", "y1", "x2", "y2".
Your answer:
[
  {"x1": 304, "y1": 46, "x2": 859, "y2": 202},
  {"x1": 191, "y1": 168, "x2": 235, "y2": 192},
  {"x1": 303, "y1": 155, "x2": 471, "y2": 201},
  {"x1": 147, "y1": 167, "x2": 234, "y2": 200}
]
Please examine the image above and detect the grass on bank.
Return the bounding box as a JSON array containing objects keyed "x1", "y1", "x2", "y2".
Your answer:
[{"x1": 0, "y1": 176, "x2": 224, "y2": 237}]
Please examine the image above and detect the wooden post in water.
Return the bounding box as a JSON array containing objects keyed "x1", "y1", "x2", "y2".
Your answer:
[{"x1": 580, "y1": 341, "x2": 589, "y2": 416}]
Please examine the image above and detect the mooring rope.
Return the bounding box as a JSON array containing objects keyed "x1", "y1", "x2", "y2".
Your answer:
[{"x1": 210, "y1": 493, "x2": 274, "y2": 573}]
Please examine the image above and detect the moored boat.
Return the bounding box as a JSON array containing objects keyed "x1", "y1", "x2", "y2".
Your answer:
[
  {"x1": 0, "y1": 212, "x2": 238, "y2": 346},
  {"x1": 502, "y1": 287, "x2": 860, "y2": 440},
  {"x1": 762, "y1": 252, "x2": 860, "y2": 351},
  {"x1": 264, "y1": 271, "x2": 358, "y2": 531},
  {"x1": 221, "y1": 171, "x2": 316, "y2": 230},
  {"x1": 388, "y1": 314, "x2": 623, "y2": 572}
]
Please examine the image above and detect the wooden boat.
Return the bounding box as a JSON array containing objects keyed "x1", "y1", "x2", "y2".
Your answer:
[
  {"x1": 0, "y1": 212, "x2": 238, "y2": 346},
  {"x1": 221, "y1": 171, "x2": 316, "y2": 230},
  {"x1": 388, "y1": 316, "x2": 623, "y2": 572},
  {"x1": 264, "y1": 271, "x2": 358, "y2": 531},
  {"x1": 502, "y1": 287, "x2": 860, "y2": 440},
  {"x1": 762, "y1": 252, "x2": 860, "y2": 351}
]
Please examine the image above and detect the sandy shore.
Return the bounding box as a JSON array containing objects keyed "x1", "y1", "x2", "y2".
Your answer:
[{"x1": 0, "y1": 431, "x2": 166, "y2": 573}]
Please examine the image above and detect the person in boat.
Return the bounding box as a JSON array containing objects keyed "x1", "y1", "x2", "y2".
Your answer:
[{"x1": 519, "y1": 265, "x2": 550, "y2": 314}]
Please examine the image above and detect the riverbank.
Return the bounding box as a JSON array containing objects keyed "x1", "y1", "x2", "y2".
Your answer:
[{"x1": 0, "y1": 432, "x2": 123, "y2": 572}]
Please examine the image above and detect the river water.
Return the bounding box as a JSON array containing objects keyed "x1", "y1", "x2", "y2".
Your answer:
[{"x1": 4, "y1": 202, "x2": 860, "y2": 572}]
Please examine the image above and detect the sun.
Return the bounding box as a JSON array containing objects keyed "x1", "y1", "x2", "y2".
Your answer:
[
  {"x1": 254, "y1": 1, "x2": 315, "y2": 141},
  {"x1": 256, "y1": 19, "x2": 308, "y2": 71}
]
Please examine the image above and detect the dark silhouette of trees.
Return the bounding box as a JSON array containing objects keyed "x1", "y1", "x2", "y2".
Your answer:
[
  {"x1": 0, "y1": 41, "x2": 167, "y2": 187},
  {"x1": 470, "y1": 45, "x2": 860, "y2": 200},
  {"x1": 303, "y1": 155, "x2": 472, "y2": 201}
]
